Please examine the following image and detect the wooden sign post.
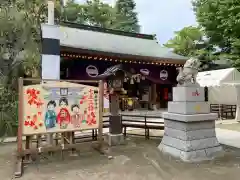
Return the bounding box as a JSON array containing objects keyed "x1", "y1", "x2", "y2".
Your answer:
[{"x1": 14, "y1": 78, "x2": 105, "y2": 178}]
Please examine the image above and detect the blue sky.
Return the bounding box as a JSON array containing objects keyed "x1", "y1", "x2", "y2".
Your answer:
[{"x1": 76, "y1": 0, "x2": 197, "y2": 44}]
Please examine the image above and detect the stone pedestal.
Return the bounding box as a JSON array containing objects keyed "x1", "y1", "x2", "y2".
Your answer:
[
  {"x1": 105, "y1": 133, "x2": 125, "y2": 146},
  {"x1": 105, "y1": 115, "x2": 125, "y2": 146},
  {"x1": 106, "y1": 94, "x2": 124, "y2": 146},
  {"x1": 158, "y1": 86, "x2": 222, "y2": 162},
  {"x1": 109, "y1": 115, "x2": 122, "y2": 134}
]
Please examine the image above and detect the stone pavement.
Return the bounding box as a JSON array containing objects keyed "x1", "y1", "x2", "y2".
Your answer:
[
  {"x1": 1, "y1": 137, "x2": 240, "y2": 180},
  {"x1": 1, "y1": 121, "x2": 240, "y2": 180},
  {"x1": 216, "y1": 119, "x2": 237, "y2": 125},
  {"x1": 216, "y1": 128, "x2": 240, "y2": 148}
]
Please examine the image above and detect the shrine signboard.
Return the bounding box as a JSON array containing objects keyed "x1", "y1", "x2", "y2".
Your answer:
[{"x1": 22, "y1": 82, "x2": 99, "y2": 135}]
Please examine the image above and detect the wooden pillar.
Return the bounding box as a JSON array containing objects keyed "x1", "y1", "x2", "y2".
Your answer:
[
  {"x1": 148, "y1": 85, "x2": 152, "y2": 110},
  {"x1": 152, "y1": 83, "x2": 157, "y2": 110}
]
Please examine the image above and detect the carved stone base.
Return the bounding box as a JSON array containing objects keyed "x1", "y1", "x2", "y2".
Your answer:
[
  {"x1": 158, "y1": 118, "x2": 223, "y2": 162},
  {"x1": 158, "y1": 143, "x2": 222, "y2": 162},
  {"x1": 152, "y1": 104, "x2": 157, "y2": 110},
  {"x1": 105, "y1": 133, "x2": 125, "y2": 146}
]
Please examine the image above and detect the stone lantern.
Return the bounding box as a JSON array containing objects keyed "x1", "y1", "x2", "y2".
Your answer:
[
  {"x1": 96, "y1": 65, "x2": 125, "y2": 146},
  {"x1": 108, "y1": 70, "x2": 124, "y2": 92}
]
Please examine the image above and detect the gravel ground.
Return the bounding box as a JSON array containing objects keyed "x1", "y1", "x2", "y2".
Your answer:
[{"x1": 1, "y1": 136, "x2": 240, "y2": 180}]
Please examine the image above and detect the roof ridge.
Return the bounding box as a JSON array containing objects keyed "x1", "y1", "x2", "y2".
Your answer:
[{"x1": 60, "y1": 21, "x2": 155, "y2": 40}]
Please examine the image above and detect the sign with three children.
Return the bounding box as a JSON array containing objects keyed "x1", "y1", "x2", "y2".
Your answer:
[
  {"x1": 22, "y1": 81, "x2": 100, "y2": 135},
  {"x1": 14, "y1": 79, "x2": 105, "y2": 178}
]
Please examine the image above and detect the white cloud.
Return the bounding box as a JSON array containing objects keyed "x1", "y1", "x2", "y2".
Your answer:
[{"x1": 75, "y1": 0, "x2": 197, "y2": 44}]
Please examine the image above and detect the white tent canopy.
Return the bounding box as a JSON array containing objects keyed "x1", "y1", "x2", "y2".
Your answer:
[
  {"x1": 197, "y1": 68, "x2": 240, "y2": 87},
  {"x1": 196, "y1": 68, "x2": 240, "y2": 105}
]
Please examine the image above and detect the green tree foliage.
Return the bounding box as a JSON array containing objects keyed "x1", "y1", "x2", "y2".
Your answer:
[
  {"x1": 112, "y1": 0, "x2": 140, "y2": 32},
  {"x1": 0, "y1": 0, "x2": 141, "y2": 138},
  {"x1": 0, "y1": 0, "x2": 141, "y2": 82},
  {"x1": 0, "y1": 0, "x2": 48, "y2": 81},
  {"x1": 85, "y1": 0, "x2": 115, "y2": 28},
  {"x1": 193, "y1": 0, "x2": 240, "y2": 67},
  {"x1": 0, "y1": 0, "x2": 47, "y2": 138},
  {"x1": 164, "y1": 26, "x2": 204, "y2": 56},
  {"x1": 164, "y1": 26, "x2": 217, "y2": 61}
]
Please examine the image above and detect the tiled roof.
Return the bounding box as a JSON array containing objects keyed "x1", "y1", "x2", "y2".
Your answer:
[{"x1": 59, "y1": 22, "x2": 187, "y2": 61}]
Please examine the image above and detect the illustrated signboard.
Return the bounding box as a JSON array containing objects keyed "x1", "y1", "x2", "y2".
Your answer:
[{"x1": 22, "y1": 82, "x2": 99, "y2": 135}]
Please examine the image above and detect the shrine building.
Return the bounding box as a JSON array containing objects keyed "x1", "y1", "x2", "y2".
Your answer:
[{"x1": 41, "y1": 21, "x2": 187, "y2": 111}]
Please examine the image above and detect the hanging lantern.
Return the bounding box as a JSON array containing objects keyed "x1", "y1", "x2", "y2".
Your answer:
[
  {"x1": 127, "y1": 98, "x2": 134, "y2": 110},
  {"x1": 112, "y1": 79, "x2": 122, "y2": 89},
  {"x1": 108, "y1": 71, "x2": 124, "y2": 92}
]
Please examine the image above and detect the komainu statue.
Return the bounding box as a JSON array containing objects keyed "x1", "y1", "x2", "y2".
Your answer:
[{"x1": 176, "y1": 57, "x2": 201, "y2": 86}]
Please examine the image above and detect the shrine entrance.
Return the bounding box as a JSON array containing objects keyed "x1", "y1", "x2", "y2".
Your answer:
[{"x1": 61, "y1": 59, "x2": 177, "y2": 112}]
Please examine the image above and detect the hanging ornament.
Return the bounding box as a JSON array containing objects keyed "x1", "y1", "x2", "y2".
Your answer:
[
  {"x1": 124, "y1": 76, "x2": 128, "y2": 82},
  {"x1": 136, "y1": 75, "x2": 140, "y2": 83},
  {"x1": 130, "y1": 78, "x2": 134, "y2": 84},
  {"x1": 109, "y1": 88, "x2": 114, "y2": 94},
  {"x1": 66, "y1": 68, "x2": 69, "y2": 78},
  {"x1": 137, "y1": 91, "x2": 139, "y2": 95}
]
